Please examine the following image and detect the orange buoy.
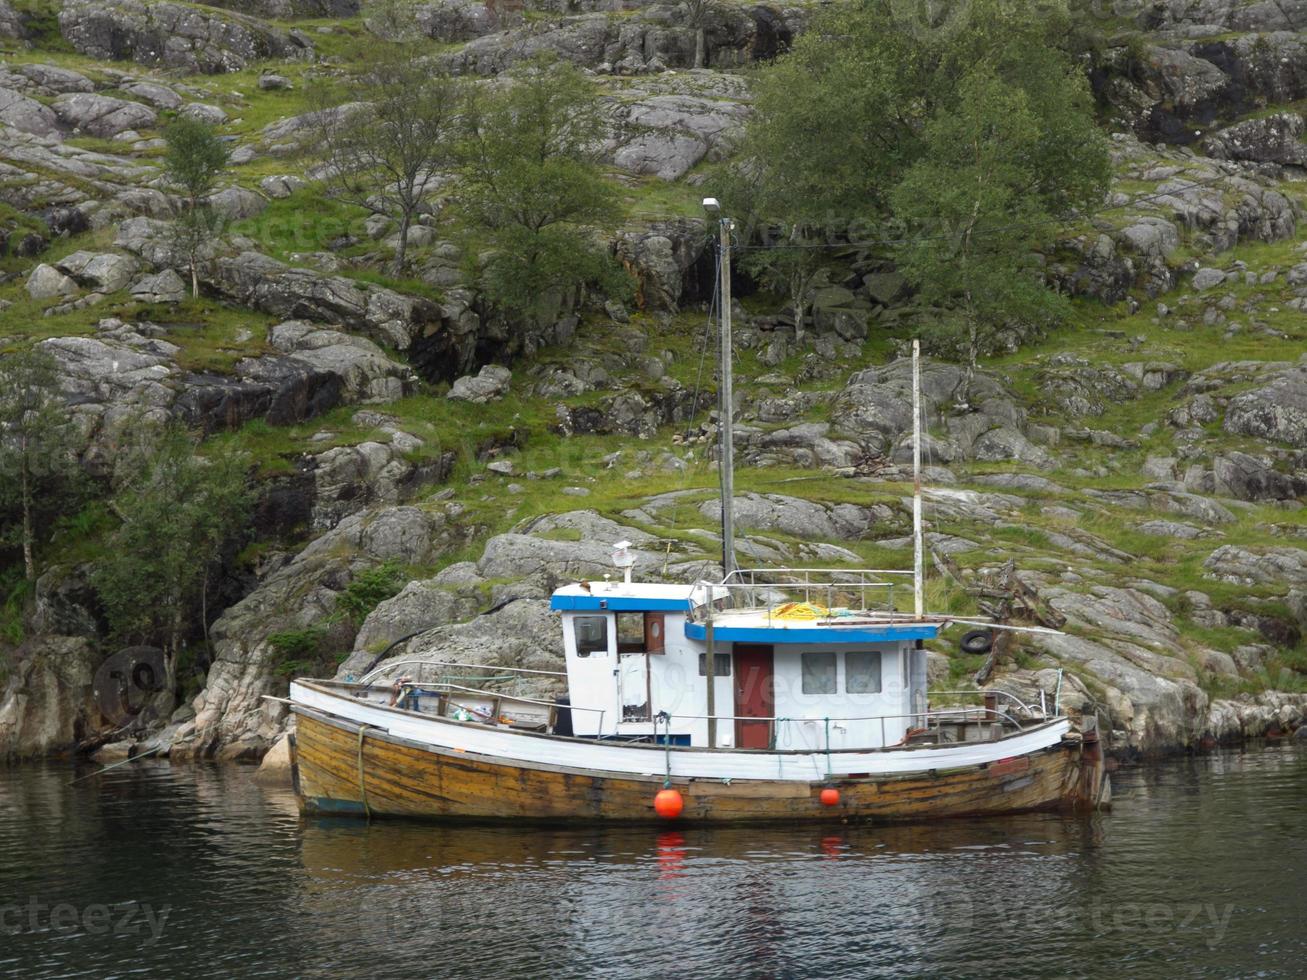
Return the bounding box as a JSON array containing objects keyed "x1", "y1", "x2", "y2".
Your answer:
[
  {"x1": 654, "y1": 788, "x2": 684, "y2": 819},
  {"x1": 819, "y1": 786, "x2": 840, "y2": 807}
]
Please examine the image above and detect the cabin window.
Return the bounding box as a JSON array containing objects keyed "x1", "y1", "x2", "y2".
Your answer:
[
  {"x1": 574, "y1": 616, "x2": 609, "y2": 657},
  {"x1": 616, "y1": 612, "x2": 645, "y2": 653},
  {"x1": 697, "y1": 653, "x2": 732, "y2": 677},
  {"x1": 845, "y1": 651, "x2": 882, "y2": 694},
  {"x1": 615, "y1": 612, "x2": 666, "y2": 654},
  {"x1": 801, "y1": 652, "x2": 837, "y2": 695}
]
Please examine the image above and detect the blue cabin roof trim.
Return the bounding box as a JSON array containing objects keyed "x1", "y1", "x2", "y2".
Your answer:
[
  {"x1": 551, "y1": 595, "x2": 694, "y2": 612},
  {"x1": 683, "y1": 622, "x2": 940, "y2": 645}
]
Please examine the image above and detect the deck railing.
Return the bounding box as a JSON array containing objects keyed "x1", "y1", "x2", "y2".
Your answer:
[
  {"x1": 651, "y1": 705, "x2": 1034, "y2": 755},
  {"x1": 688, "y1": 567, "x2": 920, "y2": 626},
  {"x1": 356, "y1": 659, "x2": 568, "y2": 688}
]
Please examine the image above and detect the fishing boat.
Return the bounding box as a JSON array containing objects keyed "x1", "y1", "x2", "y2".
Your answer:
[
  {"x1": 289, "y1": 567, "x2": 1108, "y2": 822},
  {"x1": 285, "y1": 215, "x2": 1110, "y2": 823}
]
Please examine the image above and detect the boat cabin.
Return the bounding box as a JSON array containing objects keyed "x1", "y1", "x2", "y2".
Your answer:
[{"x1": 550, "y1": 572, "x2": 938, "y2": 751}]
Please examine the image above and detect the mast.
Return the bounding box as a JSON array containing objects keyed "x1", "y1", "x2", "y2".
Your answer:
[
  {"x1": 718, "y1": 215, "x2": 737, "y2": 577},
  {"x1": 912, "y1": 339, "x2": 924, "y2": 619}
]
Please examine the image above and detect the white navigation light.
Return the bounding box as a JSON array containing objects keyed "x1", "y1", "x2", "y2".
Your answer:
[
  {"x1": 702, "y1": 197, "x2": 720, "y2": 213},
  {"x1": 612, "y1": 540, "x2": 635, "y2": 584}
]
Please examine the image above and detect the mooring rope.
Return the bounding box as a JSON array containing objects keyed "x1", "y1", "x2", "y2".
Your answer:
[
  {"x1": 824, "y1": 717, "x2": 833, "y2": 782},
  {"x1": 658, "y1": 711, "x2": 672, "y2": 789}
]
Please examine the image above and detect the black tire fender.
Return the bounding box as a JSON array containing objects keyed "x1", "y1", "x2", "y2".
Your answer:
[{"x1": 960, "y1": 629, "x2": 994, "y2": 655}]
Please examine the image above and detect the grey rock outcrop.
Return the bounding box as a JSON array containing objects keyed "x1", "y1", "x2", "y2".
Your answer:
[
  {"x1": 0, "y1": 0, "x2": 24, "y2": 41},
  {"x1": 176, "y1": 323, "x2": 416, "y2": 434},
  {"x1": 179, "y1": 102, "x2": 227, "y2": 126},
  {"x1": 55, "y1": 250, "x2": 140, "y2": 292},
  {"x1": 205, "y1": 0, "x2": 358, "y2": 17},
  {"x1": 0, "y1": 87, "x2": 60, "y2": 136},
  {"x1": 1203, "y1": 112, "x2": 1307, "y2": 166},
  {"x1": 1024, "y1": 585, "x2": 1211, "y2": 753},
  {"x1": 608, "y1": 90, "x2": 749, "y2": 180},
  {"x1": 830, "y1": 357, "x2": 1048, "y2": 466},
  {"x1": 1204, "y1": 545, "x2": 1307, "y2": 586},
  {"x1": 26, "y1": 263, "x2": 79, "y2": 300},
  {"x1": 699, "y1": 493, "x2": 890, "y2": 542},
  {"x1": 179, "y1": 504, "x2": 464, "y2": 758},
  {"x1": 306, "y1": 435, "x2": 453, "y2": 532},
  {"x1": 0, "y1": 637, "x2": 100, "y2": 761},
  {"x1": 447, "y1": 364, "x2": 511, "y2": 403},
  {"x1": 351, "y1": 580, "x2": 481, "y2": 653},
  {"x1": 53, "y1": 93, "x2": 158, "y2": 137},
  {"x1": 203, "y1": 251, "x2": 440, "y2": 354},
  {"x1": 368, "y1": 0, "x2": 500, "y2": 42},
  {"x1": 1223, "y1": 363, "x2": 1307, "y2": 447},
  {"x1": 612, "y1": 220, "x2": 707, "y2": 312},
  {"x1": 129, "y1": 269, "x2": 186, "y2": 303},
  {"x1": 438, "y1": 3, "x2": 802, "y2": 76},
  {"x1": 38, "y1": 317, "x2": 415, "y2": 460},
  {"x1": 59, "y1": 0, "x2": 311, "y2": 74},
  {"x1": 1211, "y1": 451, "x2": 1307, "y2": 501},
  {"x1": 346, "y1": 599, "x2": 565, "y2": 699}
]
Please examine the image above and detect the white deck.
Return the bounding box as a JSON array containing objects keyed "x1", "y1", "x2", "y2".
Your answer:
[{"x1": 291, "y1": 681, "x2": 1072, "y2": 783}]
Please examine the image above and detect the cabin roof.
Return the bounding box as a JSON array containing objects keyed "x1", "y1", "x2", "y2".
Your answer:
[
  {"x1": 684, "y1": 618, "x2": 940, "y2": 645},
  {"x1": 550, "y1": 581, "x2": 699, "y2": 612}
]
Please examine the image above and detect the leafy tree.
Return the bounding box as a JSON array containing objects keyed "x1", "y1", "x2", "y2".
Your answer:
[
  {"x1": 163, "y1": 117, "x2": 229, "y2": 298},
  {"x1": 0, "y1": 347, "x2": 82, "y2": 583},
  {"x1": 890, "y1": 67, "x2": 1073, "y2": 394},
  {"x1": 457, "y1": 56, "x2": 627, "y2": 326},
  {"x1": 92, "y1": 427, "x2": 250, "y2": 665},
  {"x1": 738, "y1": 233, "x2": 830, "y2": 340},
  {"x1": 737, "y1": 0, "x2": 1111, "y2": 375},
  {"x1": 310, "y1": 46, "x2": 463, "y2": 275}
]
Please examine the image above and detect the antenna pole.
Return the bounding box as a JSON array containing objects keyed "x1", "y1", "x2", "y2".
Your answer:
[
  {"x1": 912, "y1": 339, "x2": 924, "y2": 619},
  {"x1": 718, "y1": 216, "x2": 737, "y2": 576}
]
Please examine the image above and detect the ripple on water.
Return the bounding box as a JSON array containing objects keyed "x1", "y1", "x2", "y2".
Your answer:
[{"x1": 0, "y1": 747, "x2": 1305, "y2": 978}]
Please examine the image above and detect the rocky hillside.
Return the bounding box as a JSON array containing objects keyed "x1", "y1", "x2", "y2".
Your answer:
[{"x1": 2, "y1": 0, "x2": 1307, "y2": 764}]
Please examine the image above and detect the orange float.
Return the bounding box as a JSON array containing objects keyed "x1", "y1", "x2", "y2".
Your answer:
[{"x1": 653, "y1": 788, "x2": 684, "y2": 819}]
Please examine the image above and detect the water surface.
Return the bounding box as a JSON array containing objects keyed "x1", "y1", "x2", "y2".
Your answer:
[{"x1": 1, "y1": 746, "x2": 1304, "y2": 978}]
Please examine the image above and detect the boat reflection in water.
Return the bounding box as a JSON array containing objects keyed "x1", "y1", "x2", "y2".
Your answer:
[{"x1": 292, "y1": 811, "x2": 1109, "y2": 977}]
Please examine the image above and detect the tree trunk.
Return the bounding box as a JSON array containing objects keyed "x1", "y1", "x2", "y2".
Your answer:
[
  {"x1": 791, "y1": 270, "x2": 807, "y2": 342},
  {"x1": 963, "y1": 316, "x2": 979, "y2": 408},
  {"x1": 20, "y1": 450, "x2": 34, "y2": 582},
  {"x1": 190, "y1": 253, "x2": 200, "y2": 300},
  {"x1": 694, "y1": 28, "x2": 706, "y2": 69},
  {"x1": 392, "y1": 210, "x2": 411, "y2": 277}
]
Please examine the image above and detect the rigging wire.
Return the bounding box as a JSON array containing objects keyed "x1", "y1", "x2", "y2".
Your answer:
[{"x1": 682, "y1": 249, "x2": 721, "y2": 444}]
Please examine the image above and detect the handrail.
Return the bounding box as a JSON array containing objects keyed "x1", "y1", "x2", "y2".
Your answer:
[
  {"x1": 358, "y1": 659, "x2": 568, "y2": 686},
  {"x1": 659, "y1": 707, "x2": 1027, "y2": 729},
  {"x1": 399, "y1": 681, "x2": 606, "y2": 716},
  {"x1": 929, "y1": 688, "x2": 1045, "y2": 718},
  {"x1": 720, "y1": 567, "x2": 916, "y2": 582},
  {"x1": 691, "y1": 568, "x2": 924, "y2": 623}
]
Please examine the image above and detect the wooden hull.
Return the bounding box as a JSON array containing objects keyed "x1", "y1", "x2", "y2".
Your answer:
[{"x1": 291, "y1": 706, "x2": 1110, "y2": 824}]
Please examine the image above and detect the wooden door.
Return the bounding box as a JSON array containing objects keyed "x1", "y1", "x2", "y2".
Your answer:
[
  {"x1": 644, "y1": 613, "x2": 665, "y2": 654},
  {"x1": 733, "y1": 645, "x2": 774, "y2": 749}
]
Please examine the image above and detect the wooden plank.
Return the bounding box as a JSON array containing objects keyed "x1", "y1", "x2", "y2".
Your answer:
[{"x1": 292, "y1": 710, "x2": 1106, "y2": 824}]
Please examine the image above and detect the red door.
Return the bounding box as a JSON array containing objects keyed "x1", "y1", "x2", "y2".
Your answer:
[{"x1": 733, "y1": 645, "x2": 775, "y2": 749}]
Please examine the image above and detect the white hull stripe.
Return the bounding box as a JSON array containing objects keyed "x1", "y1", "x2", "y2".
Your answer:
[{"x1": 291, "y1": 682, "x2": 1072, "y2": 783}]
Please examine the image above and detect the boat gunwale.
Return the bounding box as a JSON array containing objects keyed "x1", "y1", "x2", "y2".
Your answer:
[
  {"x1": 292, "y1": 678, "x2": 1071, "y2": 758},
  {"x1": 292, "y1": 701, "x2": 1073, "y2": 787}
]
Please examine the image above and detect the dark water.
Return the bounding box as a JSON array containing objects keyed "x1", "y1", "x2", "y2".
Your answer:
[{"x1": 2, "y1": 747, "x2": 1305, "y2": 979}]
